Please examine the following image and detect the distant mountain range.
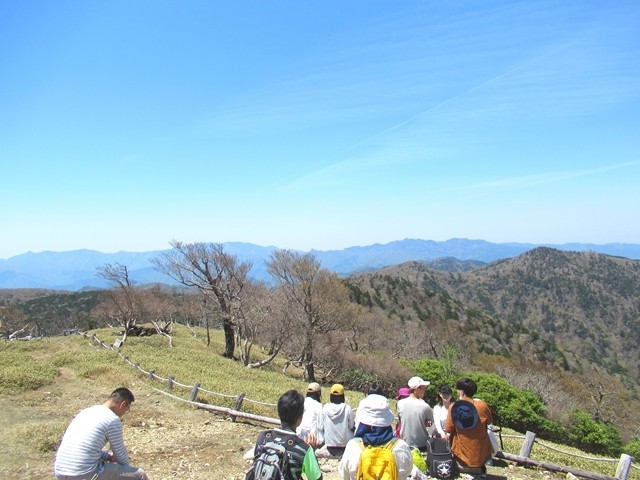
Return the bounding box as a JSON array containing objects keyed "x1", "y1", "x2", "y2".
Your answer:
[{"x1": 1, "y1": 238, "x2": 640, "y2": 290}]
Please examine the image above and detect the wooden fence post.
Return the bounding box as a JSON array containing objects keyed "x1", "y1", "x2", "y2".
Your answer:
[
  {"x1": 189, "y1": 383, "x2": 201, "y2": 402},
  {"x1": 231, "y1": 392, "x2": 246, "y2": 422},
  {"x1": 168, "y1": 377, "x2": 174, "y2": 391},
  {"x1": 615, "y1": 454, "x2": 634, "y2": 480},
  {"x1": 519, "y1": 431, "x2": 536, "y2": 458}
]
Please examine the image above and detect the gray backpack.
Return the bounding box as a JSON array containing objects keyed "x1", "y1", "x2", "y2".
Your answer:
[{"x1": 246, "y1": 441, "x2": 288, "y2": 480}]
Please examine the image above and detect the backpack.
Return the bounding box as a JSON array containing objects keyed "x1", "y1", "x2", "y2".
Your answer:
[
  {"x1": 356, "y1": 439, "x2": 398, "y2": 480},
  {"x1": 246, "y1": 441, "x2": 288, "y2": 480},
  {"x1": 425, "y1": 437, "x2": 456, "y2": 479}
]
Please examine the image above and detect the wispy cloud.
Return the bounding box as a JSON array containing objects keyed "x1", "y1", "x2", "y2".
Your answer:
[
  {"x1": 196, "y1": 1, "x2": 640, "y2": 201},
  {"x1": 459, "y1": 160, "x2": 640, "y2": 192}
]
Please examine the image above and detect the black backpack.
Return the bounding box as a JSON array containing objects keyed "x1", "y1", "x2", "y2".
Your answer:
[
  {"x1": 425, "y1": 437, "x2": 456, "y2": 479},
  {"x1": 246, "y1": 441, "x2": 289, "y2": 480}
]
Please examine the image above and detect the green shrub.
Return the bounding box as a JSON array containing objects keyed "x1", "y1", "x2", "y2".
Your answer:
[
  {"x1": 624, "y1": 436, "x2": 640, "y2": 458},
  {"x1": 467, "y1": 373, "x2": 555, "y2": 436},
  {"x1": 567, "y1": 410, "x2": 623, "y2": 456}
]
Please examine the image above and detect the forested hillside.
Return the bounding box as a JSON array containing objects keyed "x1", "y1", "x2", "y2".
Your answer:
[
  {"x1": 344, "y1": 248, "x2": 640, "y2": 440},
  {"x1": 346, "y1": 248, "x2": 640, "y2": 381}
]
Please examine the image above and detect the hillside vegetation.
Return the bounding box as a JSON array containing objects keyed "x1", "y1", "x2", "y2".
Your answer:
[
  {"x1": 3, "y1": 247, "x2": 640, "y2": 445},
  {"x1": 344, "y1": 248, "x2": 640, "y2": 441},
  {"x1": 1, "y1": 326, "x2": 638, "y2": 480}
]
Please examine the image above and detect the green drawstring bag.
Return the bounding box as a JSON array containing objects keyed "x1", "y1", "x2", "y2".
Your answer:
[{"x1": 412, "y1": 447, "x2": 427, "y2": 472}]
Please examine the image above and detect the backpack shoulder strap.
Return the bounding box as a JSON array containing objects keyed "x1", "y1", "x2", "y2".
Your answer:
[{"x1": 383, "y1": 439, "x2": 398, "y2": 451}]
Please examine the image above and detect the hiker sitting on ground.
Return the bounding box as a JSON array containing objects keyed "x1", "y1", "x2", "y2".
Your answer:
[
  {"x1": 249, "y1": 389, "x2": 323, "y2": 480},
  {"x1": 317, "y1": 383, "x2": 354, "y2": 458},
  {"x1": 397, "y1": 376, "x2": 435, "y2": 451},
  {"x1": 54, "y1": 387, "x2": 149, "y2": 480},
  {"x1": 296, "y1": 382, "x2": 324, "y2": 447},
  {"x1": 338, "y1": 393, "x2": 413, "y2": 480},
  {"x1": 445, "y1": 377, "x2": 493, "y2": 477},
  {"x1": 354, "y1": 382, "x2": 387, "y2": 430}
]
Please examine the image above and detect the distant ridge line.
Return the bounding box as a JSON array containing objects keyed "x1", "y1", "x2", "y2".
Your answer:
[{"x1": 1, "y1": 238, "x2": 639, "y2": 291}]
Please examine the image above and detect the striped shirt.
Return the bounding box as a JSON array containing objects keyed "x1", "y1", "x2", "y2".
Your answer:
[{"x1": 54, "y1": 404, "x2": 129, "y2": 476}]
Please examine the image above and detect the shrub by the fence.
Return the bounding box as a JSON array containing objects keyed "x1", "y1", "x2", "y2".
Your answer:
[
  {"x1": 568, "y1": 410, "x2": 624, "y2": 456},
  {"x1": 625, "y1": 437, "x2": 640, "y2": 459}
]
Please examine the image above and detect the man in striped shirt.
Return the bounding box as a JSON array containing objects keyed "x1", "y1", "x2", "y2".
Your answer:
[{"x1": 54, "y1": 387, "x2": 149, "y2": 480}]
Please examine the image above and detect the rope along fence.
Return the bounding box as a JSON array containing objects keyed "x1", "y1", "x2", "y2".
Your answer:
[
  {"x1": 82, "y1": 333, "x2": 636, "y2": 480},
  {"x1": 83, "y1": 333, "x2": 280, "y2": 425}
]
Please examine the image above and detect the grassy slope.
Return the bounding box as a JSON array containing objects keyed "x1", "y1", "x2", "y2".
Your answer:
[{"x1": 0, "y1": 325, "x2": 637, "y2": 480}]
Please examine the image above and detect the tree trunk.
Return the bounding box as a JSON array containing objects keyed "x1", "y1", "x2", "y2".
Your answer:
[
  {"x1": 223, "y1": 319, "x2": 235, "y2": 358},
  {"x1": 305, "y1": 360, "x2": 315, "y2": 382},
  {"x1": 303, "y1": 334, "x2": 315, "y2": 381}
]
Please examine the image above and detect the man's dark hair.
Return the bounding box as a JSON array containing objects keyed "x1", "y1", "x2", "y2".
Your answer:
[
  {"x1": 110, "y1": 387, "x2": 135, "y2": 404},
  {"x1": 330, "y1": 393, "x2": 345, "y2": 404},
  {"x1": 278, "y1": 389, "x2": 305, "y2": 427},
  {"x1": 455, "y1": 377, "x2": 477, "y2": 397},
  {"x1": 306, "y1": 391, "x2": 321, "y2": 402},
  {"x1": 366, "y1": 382, "x2": 385, "y2": 397}
]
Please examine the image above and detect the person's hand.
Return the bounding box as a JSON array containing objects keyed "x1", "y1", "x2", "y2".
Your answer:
[{"x1": 305, "y1": 432, "x2": 319, "y2": 447}]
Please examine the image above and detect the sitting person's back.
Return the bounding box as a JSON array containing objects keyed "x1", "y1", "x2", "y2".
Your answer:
[
  {"x1": 445, "y1": 377, "x2": 493, "y2": 476},
  {"x1": 321, "y1": 384, "x2": 354, "y2": 456},
  {"x1": 338, "y1": 392, "x2": 412, "y2": 480},
  {"x1": 249, "y1": 390, "x2": 322, "y2": 480},
  {"x1": 296, "y1": 382, "x2": 324, "y2": 446}
]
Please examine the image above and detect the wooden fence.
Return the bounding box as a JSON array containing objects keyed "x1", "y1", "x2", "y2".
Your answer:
[
  {"x1": 85, "y1": 333, "x2": 279, "y2": 422},
  {"x1": 83, "y1": 332, "x2": 636, "y2": 480},
  {"x1": 496, "y1": 431, "x2": 635, "y2": 480}
]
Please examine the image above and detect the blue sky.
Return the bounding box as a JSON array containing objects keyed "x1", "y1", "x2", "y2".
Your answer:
[{"x1": 2, "y1": 1, "x2": 639, "y2": 260}]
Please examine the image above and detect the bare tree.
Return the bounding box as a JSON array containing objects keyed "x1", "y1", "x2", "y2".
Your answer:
[
  {"x1": 152, "y1": 241, "x2": 251, "y2": 358},
  {"x1": 235, "y1": 282, "x2": 293, "y2": 368},
  {"x1": 267, "y1": 249, "x2": 355, "y2": 381},
  {"x1": 96, "y1": 263, "x2": 143, "y2": 344},
  {"x1": 0, "y1": 306, "x2": 29, "y2": 340}
]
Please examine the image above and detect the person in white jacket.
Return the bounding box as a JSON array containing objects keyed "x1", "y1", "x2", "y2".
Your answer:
[
  {"x1": 296, "y1": 382, "x2": 324, "y2": 446},
  {"x1": 338, "y1": 393, "x2": 413, "y2": 480},
  {"x1": 319, "y1": 384, "x2": 354, "y2": 457}
]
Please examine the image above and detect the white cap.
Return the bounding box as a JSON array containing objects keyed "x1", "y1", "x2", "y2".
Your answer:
[{"x1": 408, "y1": 376, "x2": 430, "y2": 389}]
